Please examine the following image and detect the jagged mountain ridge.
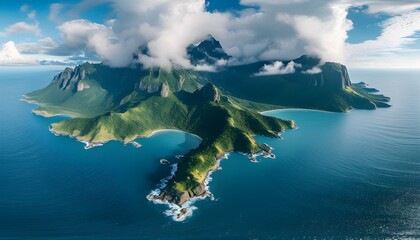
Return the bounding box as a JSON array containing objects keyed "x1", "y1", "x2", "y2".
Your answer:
[
  {"x1": 26, "y1": 63, "x2": 208, "y2": 117},
  {"x1": 26, "y1": 50, "x2": 388, "y2": 118},
  {"x1": 187, "y1": 35, "x2": 231, "y2": 66}
]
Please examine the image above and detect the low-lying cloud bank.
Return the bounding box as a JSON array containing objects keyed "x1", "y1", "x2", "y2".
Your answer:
[{"x1": 255, "y1": 61, "x2": 302, "y2": 76}]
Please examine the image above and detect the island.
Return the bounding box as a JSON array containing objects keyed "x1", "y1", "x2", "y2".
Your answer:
[{"x1": 24, "y1": 35, "x2": 390, "y2": 221}]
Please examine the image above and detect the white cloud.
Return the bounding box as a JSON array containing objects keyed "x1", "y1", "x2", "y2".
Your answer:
[
  {"x1": 240, "y1": 0, "x2": 420, "y2": 14},
  {"x1": 204, "y1": 0, "x2": 354, "y2": 64},
  {"x1": 347, "y1": 10, "x2": 420, "y2": 68},
  {"x1": 361, "y1": 1, "x2": 420, "y2": 14},
  {"x1": 241, "y1": 0, "x2": 306, "y2": 5},
  {"x1": 19, "y1": 4, "x2": 37, "y2": 19},
  {"x1": 57, "y1": 0, "x2": 229, "y2": 68},
  {"x1": 255, "y1": 60, "x2": 302, "y2": 76},
  {"x1": 230, "y1": 0, "x2": 420, "y2": 68},
  {"x1": 17, "y1": 38, "x2": 59, "y2": 54},
  {"x1": 0, "y1": 41, "x2": 37, "y2": 65},
  {"x1": 0, "y1": 22, "x2": 41, "y2": 36},
  {"x1": 139, "y1": 2, "x2": 229, "y2": 69},
  {"x1": 58, "y1": 19, "x2": 131, "y2": 66},
  {"x1": 59, "y1": 20, "x2": 111, "y2": 49},
  {"x1": 28, "y1": 10, "x2": 37, "y2": 19},
  {"x1": 280, "y1": 4, "x2": 352, "y2": 63},
  {"x1": 302, "y1": 66, "x2": 322, "y2": 74},
  {"x1": 193, "y1": 64, "x2": 217, "y2": 72},
  {"x1": 49, "y1": 3, "x2": 64, "y2": 23},
  {"x1": 20, "y1": 4, "x2": 30, "y2": 12},
  {"x1": 41, "y1": 0, "x2": 420, "y2": 68}
]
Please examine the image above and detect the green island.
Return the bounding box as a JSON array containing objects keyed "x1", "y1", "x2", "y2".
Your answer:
[{"x1": 24, "y1": 36, "x2": 390, "y2": 220}]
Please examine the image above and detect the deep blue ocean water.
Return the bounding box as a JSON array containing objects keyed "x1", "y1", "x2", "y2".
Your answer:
[{"x1": 0, "y1": 67, "x2": 419, "y2": 239}]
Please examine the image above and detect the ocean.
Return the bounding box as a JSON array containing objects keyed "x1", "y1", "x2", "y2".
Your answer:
[{"x1": 0, "y1": 67, "x2": 419, "y2": 239}]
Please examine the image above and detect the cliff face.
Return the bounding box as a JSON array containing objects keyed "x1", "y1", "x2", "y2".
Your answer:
[
  {"x1": 134, "y1": 68, "x2": 203, "y2": 94},
  {"x1": 318, "y1": 63, "x2": 352, "y2": 91},
  {"x1": 54, "y1": 66, "x2": 87, "y2": 92},
  {"x1": 137, "y1": 80, "x2": 162, "y2": 93},
  {"x1": 293, "y1": 55, "x2": 351, "y2": 91},
  {"x1": 135, "y1": 74, "x2": 189, "y2": 94}
]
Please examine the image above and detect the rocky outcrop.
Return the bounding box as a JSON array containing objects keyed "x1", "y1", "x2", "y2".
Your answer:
[
  {"x1": 77, "y1": 81, "x2": 90, "y2": 91},
  {"x1": 177, "y1": 76, "x2": 185, "y2": 91},
  {"x1": 137, "y1": 80, "x2": 162, "y2": 93},
  {"x1": 151, "y1": 163, "x2": 218, "y2": 207},
  {"x1": 199, "y1": 83, "x2": 220, "y2": 102},
  {"x1": 53, "y1": 67, "x2": 73, "y2": 86},
  {"x1": 160, "y1": 82, "x2": 170, "y2": 97},
  {"x1": 54, "y1": 66, "x2": 86, "y2": 92}
]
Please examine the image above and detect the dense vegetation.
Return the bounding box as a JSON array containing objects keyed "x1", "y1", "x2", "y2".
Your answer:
[
  {"x1": 205, "y1": 59, "x2": 390, "y2": 112},
  {"x1": 51, "y1": 83, "x2": 294, "y2": 204}
]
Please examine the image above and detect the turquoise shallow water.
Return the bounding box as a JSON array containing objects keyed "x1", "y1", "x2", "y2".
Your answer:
[{"x1": 0, "y1": 67, "x2": 419, "y2": 239}]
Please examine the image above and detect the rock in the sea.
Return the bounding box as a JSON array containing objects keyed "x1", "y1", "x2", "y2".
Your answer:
[
  {"x1": 177, "y1": 208, "x2": 189, "y2": 220},
  {"x1": 192, "y1": 183, "x2": 207, "y2": 197},
  {"x1": 177, "y1": 192, "x2": 191, "y2": 206}
]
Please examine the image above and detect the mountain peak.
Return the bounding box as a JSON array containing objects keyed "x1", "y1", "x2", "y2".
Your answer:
[
  {"x1": 205, "y1": 34, "x2": 217, "y2": 42},
  {"x1": 187, "y1": 35, "x2": 231, "y2": 66},
  {"x1": 199, "y1": 83, "x2": 221, "y2": 102}
]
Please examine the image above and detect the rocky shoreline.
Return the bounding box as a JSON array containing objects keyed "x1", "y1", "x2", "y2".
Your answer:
[
  {"x1": 147, "y1": 153, "x2": 228, "y2": 221},
  {"x1": 146, "y1": 141, "x2": 279, "y2": 221},
  {"x1": 146, "y1": 131, "x2": 289, "y2": 221}
]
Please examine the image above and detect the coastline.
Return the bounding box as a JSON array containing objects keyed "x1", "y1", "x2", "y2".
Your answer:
[
  {"x1": 49, "y1": 125, "x2": 203, "y2": 150},
  {"x1": 260, "y1": 108, "x2": 345, "y2": 115},
  {"x1": 20, "y1": 95, "x2": 44, "y2": 106},
  {"x1": 49, "y1": 122, "x2": 221, "y2": 221},
  {"x1": 45, "y1": 107, "x2": 293, "y2": 222},
  {"x1": 144, "y1": 129, "x2": 203, "y2": 141},
  {"x1": 20, "y1": 97, "x2": 38, "y2": 104},
  {"x1": 21, "y1": 96, "x2": 78, "y2": 118},
  {"x1": 147, "y1": 153, "x2": 229, "y2": 222},
  {"x1": 32, "y1": 109, "x2": 73, "y2": 118}
]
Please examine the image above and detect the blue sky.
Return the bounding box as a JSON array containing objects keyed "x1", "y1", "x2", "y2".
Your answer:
[
  {"x1": 346, "y1": 6, "x2": 389, "y2": 44},
  {"x1": 1, "y1": 0, "x2": 420, "y2": 68}
]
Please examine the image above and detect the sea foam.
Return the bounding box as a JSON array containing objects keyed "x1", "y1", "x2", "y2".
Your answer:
[{"x1": 147, "y1": 153, "x2": 230, "y2": 221}]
